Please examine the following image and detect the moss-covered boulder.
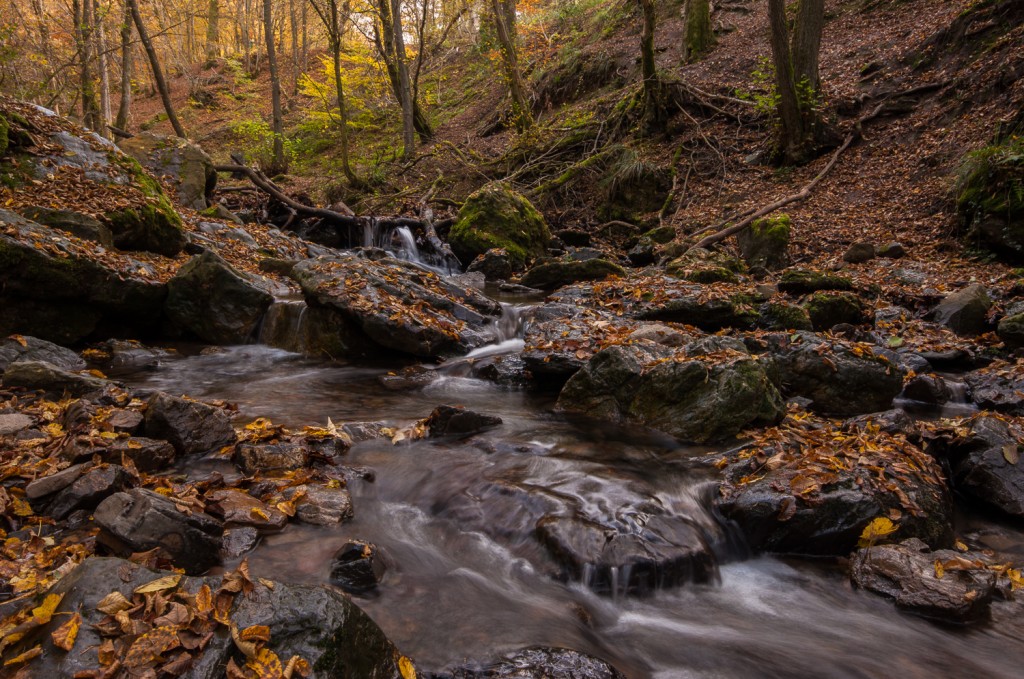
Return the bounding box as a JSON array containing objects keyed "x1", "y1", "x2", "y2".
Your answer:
[
  {"x1": 665, "y1": 247, "x2": 746, "y2": 283},
  {"x1": 556, "y1": 337, "x2": 784, "y2": 443},
  {"x1": 521, "y1": 257, "x2": 625, "y2": 290},
  {"x1": 0, "y1": 98, "x2": 186, "y2": 257},
  {"x1": 804, "y1": 291, "x2": 868, "y2": 330},
  {"x1": 997, "y1": 306, "x2": 1024, "y2": 348},
  {"x1": 758, "y1": 301, "x2": 813, "y2": 331},
  {"x1": 956, "y1": 137, "x2": 1024, "y2": 262},
  {"x1": 119, "y1": 132, "x2": 217, "y2": 210},
  {"x1": 449, "y1": 183, "x2": 550, "y2": 267},
  {"x1": 778, "y1": 268, "x2": 854, "y2": 295},
  {"x1": 737, "y1": 214, "x2": 791, "y2": 270}
]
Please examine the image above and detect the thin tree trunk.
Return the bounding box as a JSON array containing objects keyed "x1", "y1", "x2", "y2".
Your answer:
[
  {"x1": 391, "y1": 0, "x2": 415, "y2": 160},
  {"x1": 375, "y1": 0, "x2": 433, "y2": 141},
  {"x1": 241, "y1": 0, "x2": 252, "y2": 71},
  {"x1": 289, "y1": 0, "x2": 299, "y2": 94},
  {"x1": 127, "y1": 0, "x2": 187, "y2": 137},
  {"x1": 115, "y1": 0, "x2": 133, "y2": 131},
  {"x1": 301, "y1": 1, "x2": 308, "y2": 71},
  {"x1": 263, "y1": 0, "x2": 286, "y2": 172},
  {"x1": 74, "y1": 0, "x2": 101, "y2": 130},
  {"x1": 682, "y1": 0, "x2": 713, "y2": 63},
  {"x1": 94, "y1": 0, "x2": 112, "y2": 134},
  {"x1": 206, "y1": 0, "x2": 220, "y2": 62},
  {"x1": 489, "y1": 0, "x2": 532, "y2": 131},
  {"x1": 792, "y1": 0, "x2": 824, "y2": 92}
]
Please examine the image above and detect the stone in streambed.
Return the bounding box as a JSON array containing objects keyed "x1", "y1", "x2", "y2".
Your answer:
[
  {"x1": 0, "y1": 413, "x2": 33, "y2": 436},
  {"x1": 284, "y1": 484, "x2": 354, "y2": 525},
  {"x1": 850, "y1": 538, "x2": 996, "y2": 624},
  {"x1": 425, "y1": 405, "x2": 502, "y2": 437},
  {"x1": 2, "y1": 360, "x2": 111, "y2": 397},
  {"x1": 930, "y1": 284, "x2": 992, "y2": 336},
  {"x1": 521, "y1": 258, "x2": 626, "y2": 291},
  {"x1": 144, "y1": 391, "x2": 236, "y2": 456},
  {"x1": 43, "y1": 464, "x2": 138, "y2": 520},
  {"x1": 0, "y1": 335, "x2": 85, "y2": 374},
  {"x1": 429, "y1": 647, "x2": 625, "y2": 679},
  {"x1": 330, "y1": 540, "x2": 386, "y2": 594},
  {"x1": 205, "y1": 488, "x2": 288, "y2": 530}
]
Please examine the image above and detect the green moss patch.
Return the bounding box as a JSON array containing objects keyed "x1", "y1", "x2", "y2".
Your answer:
[{"x1": 449, "y1": 183, "x2": 550, "y2": 266}]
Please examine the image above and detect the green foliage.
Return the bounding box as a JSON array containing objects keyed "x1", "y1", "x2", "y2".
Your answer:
[
  {"x1": 739, "y1": 58, "x2": 823, "y2": 120},
  {"x1": 231, "y1": 118, "x2": 296, "y2": 172}
]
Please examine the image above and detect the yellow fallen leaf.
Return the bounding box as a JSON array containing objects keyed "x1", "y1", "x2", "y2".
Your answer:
[
  {"x1": 51, "y1": 611, "x2": 81, "y2": 651},
  {"x1": 247, "y1": 647, "x2": 284, "y2": 679},
  {"x1": 934, "y1": 560, "x2": 945, "y2": 579},
  {"x1": 32, "y1": 593, "x2": 64, "y2": 625},
  {"x1": 399, "y1": 655, "x2": 417, "y2": 679},
  {"x1": 134, "y1": 574, "x2": 181, "y2": 594},
  {"x1": 3, "y1": 645, "x2": 41, "y2": 666},
  {"x1": 858, "y1": 516, "x2": 898, "y2": 548},
  {"x1": 124, "y1": 626, "x2": 180, "y2": 667}
]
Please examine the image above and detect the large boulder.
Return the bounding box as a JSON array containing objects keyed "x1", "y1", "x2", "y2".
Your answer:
[
  {"x1": 522, "y1": 306, "x2": 645, "y2": 384},
  {"x1": 737, "y1": 214, "x2": 791, "y2": 270},
  {"x1": 930, "y1": 284, "x2": 992, "y2": 336},
  {"x1": 956, "y1": 137, "x2": 1024, "y2": 262},
  {"x1": 964, "y1": 360, "x2": 1024, "y2": 415},
  {"x1": 997, "y1": 305, "x2": 1024, "y2": 348},
  {"x1": 0, "y1": 556, "x2": 411, "y2": 678},
  {"x1": 521, "y1": 258, "x2": 625, "y2": 290},
  {"x1": 94, "y1": 488, "x2": 223, "y2": 573},
  {"x1": 556, "y1": 338, "x2": 784, "y2": 444},
  {"x1": 291, "y1": 252, "x2": 503, "y2": 359},
  {"x1": 850, "y1": 538, "x2": 996, "y2": 624},
  {"x1": 165, "y1": 250, "x2": 275, "y2": 344},
  {"x1": 144, "y1": 391, "x2": 237, "y2": 456},
  {"x1": 119, "y1": 131, "x2": 217, "y2": 210},
  {"x1": 716, "y1": 414, "x2": 953, "y2": 556},
  {"x1": 0, "y1": 210, "x2": 168, "y2": 343},
  {"x1": 0, "y1": 335, "x2": 84, "y2": 373},
  {"x1": 448, "y1": 183, "x2": 550, "y2": 267},
  {"x1": 1, "y1": 100, "x2": 186, "y2": 256}
]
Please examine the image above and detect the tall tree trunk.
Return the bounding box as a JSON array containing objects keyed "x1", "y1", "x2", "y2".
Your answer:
[
  {"x1": 792, "y1": 0, "x2": 824, "y2": 92},
  {"x1": 289, "y1": 0, "x2": 299, "y2": 94},
  {"x1": 489, "y1": 0, "x2": 532, "y2": 131},
  {"x1": 74, "y1": 0, "x2": 101, "y2": 130},
  {"x1": 768, "y1": 0, "x2": 807, "y2": 164},
  {"x1": 206, "y1": 0, "x2": 220, "y2": 62},
  {"x1": 374, "y1": 0, "x2": 433, "y2": 141},
  {"x1": 331, "y1": 36, "x2": 356, "y2": 182},
  {"x1": 94, "y1": 0, "x2": 112, "y2": 134},
  {"x1": 115, "y1": 0, "x2": 133, "y2": 131},
  {"x1": 682, "y1": 0, "x2": 713, "y2": 63},
  {"x1": 301, "y1": 1, "x2": 308, "y2": 72},
  {"x1": 391, "y1": 0, "x2": 415, "y2": 160},
  {"x1": 263, "y1": 0, "x2": 286, "y2": 172},
  {"x1": 637, "y1": 0, "x2": 663, "y2": 130},
  {"x1": 241, "y1": 0, "x2": 252, "y2": 71},
  {"x1": 127, "y1": 0, "x2": 187, "y2": 137}
]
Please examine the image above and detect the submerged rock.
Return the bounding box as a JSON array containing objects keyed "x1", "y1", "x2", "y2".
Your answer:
[
  {"x1": 850, "y1": 538, "x2": 996, "y2": 623},
  {"x1": 330, "y1": 540, "x2": 387, "y2": 594},
  {"x1": 426, "y1": 404, "x2": 503, "y2": 437}
]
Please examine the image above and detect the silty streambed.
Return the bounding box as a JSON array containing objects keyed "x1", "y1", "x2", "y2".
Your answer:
[{"x1": 116, "y1": 343, "x2": 1024, "y2": 679}]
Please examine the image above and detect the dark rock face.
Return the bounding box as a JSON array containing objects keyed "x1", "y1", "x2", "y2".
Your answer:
[
  {"x1": 165, "y1": 250, "x2": 275, "y2": 344},
  {"x1": 0, "y1": 210, "x2": 167, "y2": 343},
  {"x1": 768, "y1": 333, "x2": 905, "y2": 416},
  {"x1": 998, "y1": 311, "x2": 1024, "y2": 349},
  {"x1": 964, "y1": 362, "x2": 1024, "y2": 415},
  {"x1": 930, "y1": 284, "x2": 992, "y2": 336},
  {"x1": 0, "y1": 335, "x2": 85, "y2": 373},
  {"x1": 205, "y1": 488, "x2": 289, "y2": 530},
  {"x1": 16, "y1": 205, "x2": 114, "y2": 246},
  {"x1": 119, "y1": 132, "x2": 217, "y2": 210},
  {"x1": 902, "y1": 374, "x2": 954, "y2": 406},
  {"x1": 803, "y1": 291, "x2": 868, "y2": 331},
  {"x1": 4, "y1": 556, "x2": 409, "y2": 679},
  {"x1": 292, "y1": 253, "x2": 503, "y2": 359},
  {"x1": 850, "y1": 538, "x2": 996, "y2": 623},
  {"x1": 43, "y1": 464, "x2": 138, "y2": 520},
  {"x1": 467, "y1": 248, "x2": 515, "y2": 280},
  {"x1": 522, "y1": 306, "x2": 641, "y2": 384},
  {"x1": 330, "y1": 540, "x2": 386, "y2": 594},
  {"x1": 777, "y1": 269, "x2": 854, "y2": 295},
  {"x1": 927, "y1": 415, "x2": 1024, "y2": 517},
  {"x1": 61, "y1": 436, "x2": 175, "y2": 472},
  {"x1": 843, "y1": 241, "x2": 876, "y2": 264},
  {"x1": 429, "y1": 647, "x2": 625, "y2": 679},
  {"x1": 2, "y1": 360, "x2": 111, "y2": 397},
  {"x1": 556, "y1": 339, "x2": 784, "y2": 444},
  {"x1": 94, "y1": 488, "x2": 223, "y2": 574},
  {"x1": 737, "y1": 216, "x2": 791, "y2": 270},
  {"x1": 537, "y1": 514, "x2": 717, "y2": 595},
  {"x1": 521, "y1": 258, "x2": 626, "y2": 291},
  {"x1": 877, "y1": 242, "x2": 907, "y2": 259},
  {"x1": 144, "y1": 391, "x2": 237, "y2": 456},
  {"x1": 426, "y1": 405, "x2": 503, "y2": 437},
  {"x1": 285, "y1": 484, "x2": 354, "y2": 525}
]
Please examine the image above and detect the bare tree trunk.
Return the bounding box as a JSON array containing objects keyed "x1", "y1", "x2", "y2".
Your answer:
[
  {"x1": 206, "y1": 0, "x2": 220, "y2": 62},
  {"x1": 489, "y1": 0, "x2": 532, "y2": 131},
  {"x1": 682, "y1": 0, "x2": 713, "y2": 63},
  {"x1": 374, "y1": 0, "x2": 433, "y2": 141},
  {"x1": 241, "y1": 0, "x2": 252, "y2": 71},
  {"x1": 289, "y1": 0, "x2": 299, "y2": 94},
  {"x1": 637, "y1": 0, "x2": 663, "y2": 130},
  {"x1": 391, "y1": 0, "x2": 415, "y2": 160},
  {"x1": 74, "y1": 0, "x2": 101, "y2": 130},
  {"x1": 792, "y1": 0, "x2": 824, "y2": 92},
  {"x1": 94, "y1": 0, "x2": 112, "y2": 134},
  {"x1": 301, "y1": 1, "x2": 308, "y2": 72},
  {"x1": 127, "y1": 0, "x2": 187, "y2": 137},
  {"x1": 115, "y1": 0, "x2": 133, "y2": 131},
  {"x1": 263, "y1": 0, "x2": 286, "y2": 172}
]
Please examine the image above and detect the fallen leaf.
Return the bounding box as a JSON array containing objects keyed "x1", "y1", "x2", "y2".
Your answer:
[
  {"x1": 134, "y1": 575, "x2": 181, "y2": 595},
  {"x1": 51, "y1": 612, "x2": 81, "y2": 651}
]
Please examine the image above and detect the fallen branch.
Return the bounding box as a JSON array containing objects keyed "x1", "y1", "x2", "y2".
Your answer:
[{"x1": 214, "y1": 163, "x2": 356, "y2": 221}]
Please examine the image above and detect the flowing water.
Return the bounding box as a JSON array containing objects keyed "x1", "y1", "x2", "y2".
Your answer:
[{"x1": 118, "y1": 330, "x2": 1024, "y2": 678}]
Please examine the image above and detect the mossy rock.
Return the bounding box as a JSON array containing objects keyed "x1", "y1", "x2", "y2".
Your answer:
[
  {"x1": 666, "y1": 247, "x2": 745, "y2": 282},
  {"x1": 956, "y1": 138, "x2": 1024, "y2": 262},
  {"x1": 102, "y1": 154, "x2": 186, "y2": 256},
  {"x1": 521, "y1": 258, "x2": 625, "y2": 290},
  {"x1": 0, "y1": 113, "x2": 8, "y2": 157},
  {"x1": 449, "y1": 183, "x2": 550, "y2": 267},
  {"x1": 758, "y1": 301, "x2": 813, "y2": 331},
  {"x1": 737, "y1": 214, "x2": 791, "y2": 270},
  {"x1": 804, "y1": 291, "x2": 868, "y2": 330},
  {"x1": 643, "y1": 225, "x2": 676, "y2": 244},
  {"x1": 778, "y1": 269, "x2": 854, "y2": 295},
  {"x1": 997, "y1": 312, "x2": 1024, "y2": 349}
]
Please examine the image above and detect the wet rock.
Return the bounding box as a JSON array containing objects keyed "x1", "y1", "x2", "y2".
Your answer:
[
  {"x1": 430, "y1": 647, "x2": 625, "y2": 679},
  {"x1": 777, "y1": 269, "x2": 854, "y2": 295},
  {"x1": 0, "y1": 210, "x2": 168, "y2": 343},
  {"x1": 85, "y1": 339, "x2": 175, "y2": 371},
  {"x1": 467, "y1": 248, "x2": 515, "y2": 280},
  {"x1": 902, "y1": 374, "x2": 953, "y2": 406},
  {"x1": 930, "y1": 284, "x2": 992, "y2": 336},
  {"x1": 557, "y1": 339, "x2": 784, "y2": 444},
  {"x1": 205, "y1": 488, "x2": 288, "y2": 530},
  {"x1": 844, "y1": 409, "x2": 919, "y2": 440},
  {"x1": 144, "y1": 391, "x2": 236, "y2": 456},
  {"x1": 342, "y1": 421, "x2": 389, "y2": 443},
  {"x1": 850, "y1": 538, "x2": 996, "y2": 623},
  {"x1": 4, "y1": 556, "x2": 409, "y2": 678},
  {"x1": 843, "y1": 241, "x2": 876, "y2": 264},
  {"x1": 964, "y1": 361, "x2": 1024, "y2": 415},
  {"x1": 94, "y1": 488, "x2": 223, "y2": 573},
  {"x1": 330, "y1": 540, "x2": 386, "y2": 594},
  {"x1": 926, "y1": 414, "x2": 1024, "y2": 517},
  {"x1": 768, "y1": 333, "x2": 905, "y2": 416},
  {"x1": 627, "y1": 239, "x2": 656, "y2": 267},
  {"x1": 106, "y1": 408, "x2": 145, "y2": 433},
  {"x1": 0, "y1": 412, "x2": 33, "y2": 436},
  {"x1": 0, "y1": 335, "x2": 85, "y2": 373},
  {"x1": 426, "y1": 404, "x2": 503, "y2": 437},
  {"x1": 63, "y1": 436, "x2": 176, "y2": 472},
  {"x1": 222, "y1": 526, "x2": 260, "y2": 557},
  {"x1": 803, "y1": 291, "x2": 868, "y2": 331},
  {"x1": 877, "y1": 242, "x2": 907, "y2": 259},
  {"x1": 16, "y1": 205, "x2": 114, "y2": 246},
  {"x1": 165, "y1": 250, "x2": 275, "y2": 344},
  {"x1": 119, "y1": 131, "x2": 217, "y2": 210},
  {"x1": 285, "y1": 484, "x2": 354, "y2": 525},
  {"x1": 292, "y1": 252, "x2": 502, "y2": 359},
  {"x1": 449, "y1": 183, "x2": 550, "y2": 267},
  {"x1": 537, "y1": 514, "x2": 717, "y2": 595},
  {"x1": 454, "y1": 271, "x2": 487, "y2": 291},
  {"x1": 25, "y1": 462, "x2": 92, "y2": 501},
  {"x1": 2, "y1": 360, "x2": 110, "y2": 396},
  {"x1": 379, "y1": 364, "x2": 441, "y2": 391},
  {"x1": 997, "y1": 305, "x2": 1024, "y2": 349},
  {"x1": 235, "y1": 441, "x2": 306, "y2": 474},
  {"x1": 666, "y1": 248, "x2": 745, "y2": 283},
  {"x1": 522, "y1": 308, "x2": 638, "y2": 383},
  {"x1": 737, "y1": 215, "x2": 791, "y2": 270},
  {"x1": 44, "y1": 464, "x2": 138, "y2": 520},
  {"x1": 521, "y1": 258, "x2": 626, "y2": 291}
]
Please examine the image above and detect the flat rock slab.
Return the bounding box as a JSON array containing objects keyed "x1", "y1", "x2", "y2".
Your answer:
[
  {"x1": 144, "y1": 391, "x2": 236, "y2": 456},
  {"x1": 0, "y1": 412, "x2": 34, "y2": 436},
  {"x1": 0, "y1": 335, "x2": 85, "y2": 373}
]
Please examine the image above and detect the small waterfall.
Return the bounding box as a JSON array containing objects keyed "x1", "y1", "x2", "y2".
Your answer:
[
  {"x1": 258, "y1": 298, "x2": 309, "y2": 354},
  {"x1": 463, "y1": 303, "x2": 532, "y2": 360},
  {"x1": 362, "y1": 219, "x2": 455, "y2": 275}
]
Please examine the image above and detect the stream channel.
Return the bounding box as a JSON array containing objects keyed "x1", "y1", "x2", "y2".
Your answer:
[{"x1": 115, "y1": 237, "x2": 1024, "y2": 678}]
